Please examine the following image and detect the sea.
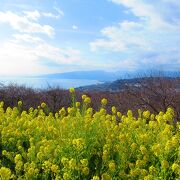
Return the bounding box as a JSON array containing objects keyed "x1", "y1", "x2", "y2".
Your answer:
[{"x1": 0, "y1": 77, "x2": 101, "y2": 89}]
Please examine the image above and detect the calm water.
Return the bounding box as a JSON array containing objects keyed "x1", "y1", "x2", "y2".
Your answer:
[{"x1": 0, "y1": 77, "x2": 101, "y2": 89}]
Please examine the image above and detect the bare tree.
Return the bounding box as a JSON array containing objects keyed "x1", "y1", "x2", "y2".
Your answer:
[{"x1": 125, "y1": 76, "x2": 180, "y2": 120}]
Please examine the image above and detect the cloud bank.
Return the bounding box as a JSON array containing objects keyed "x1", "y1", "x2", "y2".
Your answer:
[
  {"x1": 0, "y1": 8, "x2": 86, "y2": 75},
  {"x1": 91, "y1": 0, "x2": 180, "y2": 71}
]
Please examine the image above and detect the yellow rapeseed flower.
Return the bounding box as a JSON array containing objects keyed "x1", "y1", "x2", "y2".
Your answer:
[
  {"x1": 69, "y1": 87, "x2": 75, "y2": 93},
  {"x1": 140, "y1": 145, "x2": 148, "y2": 155},
  {"x1": 59, "y1": 107, "x2": 66, "y2": 116},
  {"x1": 144, "y1": 175, "x2": 154, "y2": 180},
  {"x1": 69, "y1": 159, "x2": 76, "y2": 169},
  {"x1": 84, "y1": 97, "x2": 91, "y2": 104},
  {"x1": 136, "y1": 160, "x2": 145, "y2": 168},
  {"x1": 102, "y1": 173, "x2": 111, "y2": 180},
  {"x1": 37, "y1": 152, "x2": 44, "y2": 161},
  {"x1": 41, "y1": 102, "x2": 46, "y2": 108},
  {"x1": 0, "y1": 167, "x2": 11, "y2": 180},
  {"x1": 117, "y1": 112, "x2": 122, "y2": 118},
  {"x1": 111, "y1": 106, "x2": 116, "y2": 114},
  {"x1": 149, "y1": 165, "x2": 157, "y2": 175},
  {"x1": 61, "y1": 157, "x2": 69, "y2": 166},
  {"x1": 143, "y1": 110, "x2": 150, "y2": 118},
  {"x1": 18, "y1": 101, "x2": 23, "y2": 107},
  {"x1": 127, "y1": 110, "x2": 133, "y2": 117},
  {"x1": 108, "y1": 161, "x2": 116, "y2": 172},
  {"x1": 131, "y1": 143, "x2": 137, "y2": 150},
  {"x1": 80, "y1": 159, "x2": 88, "y2": 167},
  {"x1": 82, "y1": 94, "x2": 87, "y2": 100},
  {"x1": 51, "y1": 164, "x2": 59, "y2": 173},
  {"x1": 82, "y1": 167, "x2": 89, "y2": 175},
  {"x1": 101, "y1": 98, "x2": 108, "y2": 106},
  {"x1": 14, "y1": 154, "x2": 22, "y2": 163},
  {"x1": 92, "y1": 176, "x2": 100, "y2": 180},
  {"x1": 161, "y1": 160, "x2": 169, "y2": 169},
  {"x1": 172, "y1": 163, "x2": 179, "y2": 173},
  {"x1": 76, "y1": 102, "x2": 81, "y2": 108},
  {"x1": 63, "y1": 172, "x2": 70, "y2": 180}
]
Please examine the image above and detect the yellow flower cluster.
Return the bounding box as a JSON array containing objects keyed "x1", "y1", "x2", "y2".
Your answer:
[
  {"x1": 69, "y1": 87, "x2": 75, "y2": 94},
  {"x1": 0, "y1": 91, "x2": 179, "y2": 179},
  {"x1": 0, "y1": 167, "x2": 12, "y2": 180}
]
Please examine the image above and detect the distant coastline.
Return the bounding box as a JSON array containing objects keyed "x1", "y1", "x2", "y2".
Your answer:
[
  {"x1": 0, "y1": 77, "x2": 101, "y2": 89},
  {"x1": 0, "y1": 70, "x2": 179, "y2": 90}
]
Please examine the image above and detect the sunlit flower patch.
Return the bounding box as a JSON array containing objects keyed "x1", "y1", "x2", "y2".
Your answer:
[{"x1": 0, "y1": 90, "x2": 179, "y2": 179}]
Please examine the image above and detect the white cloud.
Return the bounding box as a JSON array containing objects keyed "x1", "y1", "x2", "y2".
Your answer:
[
  {"x1": 109, "y1": 0, "x2": 176, "y2": 30},
  {"x1": 119, "y1": 21, "x2": 143, "y2": 30},
  {"x1": 23, "y1": 10, "x2": 41, "y2": 21},
  {"x1": 72, "y1": 25, "x2": 78, "y2": 30},
  {"x1": 0, "y1": 41, "x2": 43, "y2": 75},
  {"x1": 90, "y1": 38, "x2": 126, "y2": 52},
  {"x1": 90, "y1": 21, "x2": 150, "y2": 52},
  {"x1": 0, "y1": 34, "x2": 85, "y2": 75},
  {"x1": 0, "y1": 11, "x2": 55, "y2": 37},
  {"x1": 53, "y1": 6, "x2": 64, "y2": 18},
  {"x1": 42, "y1": 12, "x2": 58, "y2": 19},
  {"x1": 90, "y1": 0, "x2": 180, "y2": 70},
  {"x1": 23, "y1": 9, "x2": 64, "y2": 20},
  {"x1": 12, "y1": 34, "x2": 44, "y2": 44}
]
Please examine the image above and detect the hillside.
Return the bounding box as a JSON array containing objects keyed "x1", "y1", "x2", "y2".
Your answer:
[{"x1": 77, "y1": 77, "x2": 180, "y2": 92}]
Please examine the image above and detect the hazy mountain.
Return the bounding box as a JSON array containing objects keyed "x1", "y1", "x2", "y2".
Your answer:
[
  {"x1": 39, "y1": 70, "x2": 180, "y2": 83},
  {"x1": 39, "y1": 70, "x2": 120, "y2": 81}
]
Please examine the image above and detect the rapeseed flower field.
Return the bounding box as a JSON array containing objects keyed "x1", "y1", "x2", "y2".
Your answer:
[{"x1": 0, "y1": 88, "x2": 179, "y2": 179}]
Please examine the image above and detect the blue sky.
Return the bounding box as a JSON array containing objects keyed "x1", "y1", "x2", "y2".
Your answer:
[{"x1": 0, "y1": 0, "x2": 179, "y2": 75}]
